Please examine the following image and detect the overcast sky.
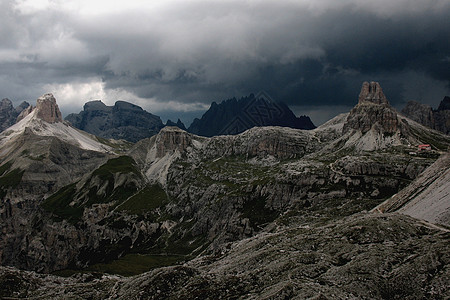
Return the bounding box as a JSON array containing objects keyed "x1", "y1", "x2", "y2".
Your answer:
[{"x1": 1, "y1": 0, "x2": 449, "y2": 125}]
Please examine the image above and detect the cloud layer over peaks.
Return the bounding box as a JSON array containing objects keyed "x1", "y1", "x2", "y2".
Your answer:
[{"x1": 1, "y1": 0, "x2": 449, "y2": 124}]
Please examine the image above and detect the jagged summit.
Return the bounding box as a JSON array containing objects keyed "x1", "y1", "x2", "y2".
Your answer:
[
  {"x1": 188, "y1": 94, "x2": 315, "y2": 137},
  {"x1": 35, "y1": 93, "x2": 63, "y2": 123},
  {"x1": 0, "y1": 93, "x2": 113, "y2": 153},
  {"x1": 437, "y1": 96, "x2": 450, "y2": 111},
  {"x1": 358, "y1": 81, "x2": 389, "y2": 105},
  {"x1": 0, "y1": 98, "x2": 30, "y2": 131},
  {"x1": 343, "y1": 81, "x2": 398, "y2": 136}
]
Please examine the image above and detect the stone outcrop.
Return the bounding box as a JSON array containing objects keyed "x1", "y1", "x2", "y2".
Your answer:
[
  {"x1": 0, "y1": 99, "x2": 30, "y2": 131},
  {"x1": 155, "y1": 127, "x2": 192, "y2": 158},
  {"x1": 358, "y1": 81, "x2": 389, "y2": 105},
  {"x1": 344, "y1": 81, "x2": 399, "y2": 134},
  {"x1": 35, "y1": 93, "x2": 63, "y2": 123},
  {"x1": 65, "y1": 100, "x2": 164, "y2": 142}
]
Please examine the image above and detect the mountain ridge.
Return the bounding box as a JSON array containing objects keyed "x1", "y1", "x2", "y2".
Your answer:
[
  {"x1": 188, "y1": 93, "x2": 315, "y2": 137},
  {"x1": 0, "y1": 83, "x2": 449, "y2": 299},
  {"x1": 65, "y1": 100, "x2": 165, "y2": 143}
]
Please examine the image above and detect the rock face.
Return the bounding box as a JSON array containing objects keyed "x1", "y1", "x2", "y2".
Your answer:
[
  {"x1": 401, "y1": 96, "x2": 450, "y2": 134},
  {"x1": 65, "y1": 100, "x2": 164, "y2": 142},
  {"x1": 401, "y1": 101, "x2": 434, "y2": 128},
  {"x1": 188, "y1": 94, "x2": 315, "y2": 137},
  {"x1": 0, "y1": 99, "x2": 30, "y2": 131},
  {"x1": 374, "y1": 153, "x2": 450, "y2": 226},
  {"x1": 344, "y1": 81, "x2": 399, "y2": 135},
  {"x1": 35, "y1": 93, "x2": 63, "y2": 123},
  {"x1": 358, "y1": 81, "x2": 389, "y2": 105}
]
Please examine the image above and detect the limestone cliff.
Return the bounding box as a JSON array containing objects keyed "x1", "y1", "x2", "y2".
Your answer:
[{"x1": 35, "y1": 93, "x2": 63, "y2": 123}]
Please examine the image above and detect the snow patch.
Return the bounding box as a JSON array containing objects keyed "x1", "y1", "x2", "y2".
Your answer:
[{"x1": 0, "y1": 108, "x2": 112, "y2": 153}]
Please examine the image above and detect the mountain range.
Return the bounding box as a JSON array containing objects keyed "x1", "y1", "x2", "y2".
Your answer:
[
  {"x1": 0, "y1": 82, "x2": 449, "y2": 299},
  {"x1": 65, "y1": 100, "x2": 165, "y2": 143},
  {"x1": 187, "y1": 93, "x2": 316, "y2": 136}
]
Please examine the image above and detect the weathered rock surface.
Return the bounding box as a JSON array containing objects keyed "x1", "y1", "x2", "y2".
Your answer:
[
  {"x1": 402, "y1": 96, "x2": 450, "y2": 134},
  {"x1": 358, "y1": 81, "x2": 389, "y2": 105},
  {"x1": 0, "y1": 98, "x2": 30, "y2": 132},
  {"x1": 188, "y1": 94, "x2": 315, "y2": 137},
  {"x1": 344, "y1": 81, "x2": 398, "y2": 134},
  {"x1": 0, "y1": 213, "x2": 448, "y2": 299},
  {"x1": 35, "y1": 93, "x2": 63, "y2": 123},
  {"x1": 401, "y1": 101, "x2": 435, "y2": 128},
  {"x1": 374, "y1": 153, "x2": 450, "y2": 227},
  {"x1": 65, "y1": 100, "x2": 164, "y2": 142}
]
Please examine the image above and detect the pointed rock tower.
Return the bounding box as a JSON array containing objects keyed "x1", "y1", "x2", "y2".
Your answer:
[
  {"x1": 35, "y1": 93, "x2": 63, "y2": 123},
  {"x1": 343, "y1": 81, "x2": 399, "y2": 134},
  {"x1": 358, "y1": 81, "x2": 389, "y2": 105}
]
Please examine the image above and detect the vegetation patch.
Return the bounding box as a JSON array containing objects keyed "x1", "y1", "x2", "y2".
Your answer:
[
  {"x1": 96, "y1": 136, "x2": 134, "y2": 153},
  {"x1": 117, "y1": 184, "x2": 168, "y2": 215},
  {"x1": 92, "y1": 156, "x2": 140, "y2": 180},
  {"x1": 241, "y1": 197, "x2": 279, "y2": 229},
  {"x1": 54, "y1": 254, "x2": 185, "y2": 277},
  {"x1": 0, "y1": 161, "x2": 12, "y2": 176},
  {"x1": 0, "y1": 167, "x2": 24, "y2": 199},
  {"x1": 41, "y1": 184, "x2": 82, "y2": 224}
]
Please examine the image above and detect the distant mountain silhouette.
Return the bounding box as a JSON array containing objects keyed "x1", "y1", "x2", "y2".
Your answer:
[
  {"x1": 401, "y1": 96, "x2": 450, "y2": 135},
  {"x1": 0, "y1": 98, "x2": 30, "y2": 132},
  {"x1": 65, "y1": 100, "x2": 164, "y2": 142},
  {"x1": 188, "y1": 93, "x2": 315, "y2": 137},
  {"x1": 165, "y1": 118, "x2": 187, "y2": 131}
]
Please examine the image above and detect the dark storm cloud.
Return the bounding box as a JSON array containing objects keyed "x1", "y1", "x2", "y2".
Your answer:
[{"x1": 1, "y1": 0, "x2": 449, "y2": 124}]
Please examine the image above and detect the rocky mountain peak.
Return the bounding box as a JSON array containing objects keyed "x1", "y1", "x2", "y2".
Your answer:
[
  {"x1": 16, "y1": 101, "x2": 30, "y2": 113},
  {"x1": 358, "y1": 81, "x2": 389, "y2": 105},
  {"x1": 344, "y1": 81, "x2": 398, "y2": 134},
  {"x1": 188, "y1": 94, "x2": 315, "y2": 137},
  {"x1": 83, "y1": 100, "x2": 110, "y2": 112},
  {"x1": 0, "y1": 98, "x2": 31, "y2": 131},
  {"x1": 1, "y1": 98, "x2": 13, "y2": 110},
  {"x1": 65, "y1": 100, "x2": 164, "y2": 142},
  {"x1": 401, "y1": 101, "x2": 434, "y2": 128},
  {"x1": 35, "y1": 93, "x2": 63, "y2": 123},
  {"x1": 155, "y1": 126, "x2": 192, "y2": 157},
  {"x1": 437, "y1": 96, "x2": 450, "y2": 111},
  {"x1": 401, "y1": 96, "x2": 450, "y2": 135}
]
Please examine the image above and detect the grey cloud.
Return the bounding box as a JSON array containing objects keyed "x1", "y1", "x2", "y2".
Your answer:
[{"x1": 0, "y1": 0, "x2": 449, "y2": 122}]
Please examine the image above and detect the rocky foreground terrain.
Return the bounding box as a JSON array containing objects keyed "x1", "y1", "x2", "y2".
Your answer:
[{"x1": 0, "y1": 82, "x2": 449, "y2": 299}]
